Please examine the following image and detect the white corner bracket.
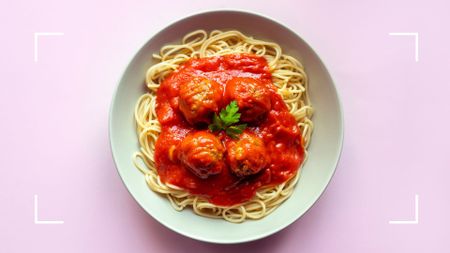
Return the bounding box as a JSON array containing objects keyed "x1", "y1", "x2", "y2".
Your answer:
[
  {"x1": 388, "y1": 32, "x2": 419, "y2": 62},
  {"x1": 389, "y1": 194, "x2": 419, "y2": 225},
  {"x1": 34, "y1": 32, "x2": 64, "y2": 62},
  {"x1": 34, "y1": 194, "x2": 64, "y2": 225}
]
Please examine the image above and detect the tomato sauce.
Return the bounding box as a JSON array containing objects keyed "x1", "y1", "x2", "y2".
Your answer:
[{"x1": 154, "y1": 54, "x2": 304, "y2": 206}]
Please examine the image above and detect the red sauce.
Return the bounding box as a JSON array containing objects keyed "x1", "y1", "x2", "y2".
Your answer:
[{"x1": 154, "y1": 54, "x2": 304, "y2": 206}]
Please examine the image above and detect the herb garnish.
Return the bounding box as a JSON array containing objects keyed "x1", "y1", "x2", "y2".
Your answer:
[{"x1": 208, "y1": 101, "x2": 247, "y2": 139}]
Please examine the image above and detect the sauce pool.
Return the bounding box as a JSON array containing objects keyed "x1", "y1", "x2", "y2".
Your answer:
[{"x1": 154, "y1": 54, "x2": 304, "y2": 206}]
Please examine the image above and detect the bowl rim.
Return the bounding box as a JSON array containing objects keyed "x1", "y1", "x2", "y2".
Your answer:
[{"x1": 109, "y1": 9, "x2": 344, "y2": 244}]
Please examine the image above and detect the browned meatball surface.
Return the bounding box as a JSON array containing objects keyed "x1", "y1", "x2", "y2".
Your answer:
[
  {"x1": 178, "y1": 131, "x2": 225, "y2": 179},
  {"x1": 226, "y1": 132, "x2": 269, "y2": 177},
  {"x1": 224, "y1": 77, "x2": 271, "y2": 123},
  {"x1": 179, "y1": 77, "x2": 222, "y2": 125}
]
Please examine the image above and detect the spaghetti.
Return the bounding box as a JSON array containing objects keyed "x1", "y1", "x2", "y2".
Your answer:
[{"x1": 133, "y1": 30, "x2": 313, "y2": 223}]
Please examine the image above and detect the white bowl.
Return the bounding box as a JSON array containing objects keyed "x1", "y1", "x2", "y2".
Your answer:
[{"x1": 109, "y1": 10, "x2": 343, "y2": 244}]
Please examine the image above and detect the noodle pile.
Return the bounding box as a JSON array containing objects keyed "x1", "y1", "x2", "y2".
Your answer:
[{"x1": 133, "y1": 30, "x2": 313, "y2": 223}]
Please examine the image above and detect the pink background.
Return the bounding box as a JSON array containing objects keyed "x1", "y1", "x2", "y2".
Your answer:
[{"x1": 1, "y1": 0, "x2": 449, "y2": 252}]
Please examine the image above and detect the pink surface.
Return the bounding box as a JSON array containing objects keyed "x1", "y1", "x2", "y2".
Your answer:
[{"x1": 1, "y1": 0, "x2": 449, "y2": 252}]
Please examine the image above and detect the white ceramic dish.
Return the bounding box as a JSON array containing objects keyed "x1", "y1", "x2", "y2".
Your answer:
[{"x1": 109, "y1": 10, "x2": 343, "y2": 244}]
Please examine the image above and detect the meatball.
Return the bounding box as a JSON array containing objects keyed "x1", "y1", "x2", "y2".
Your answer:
[
  {"x1": 224, "y1": 77, "x2": 271, "y2": 122},
  {"x1": 179, "y1": 77, "x2": 222, "y2": 125},
  {"x1": 226, "y1": 132, "x2": 269, "y2": 177},
  {"x1": 178, "y1": 131, "x2": 225, "y2": 179}
]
